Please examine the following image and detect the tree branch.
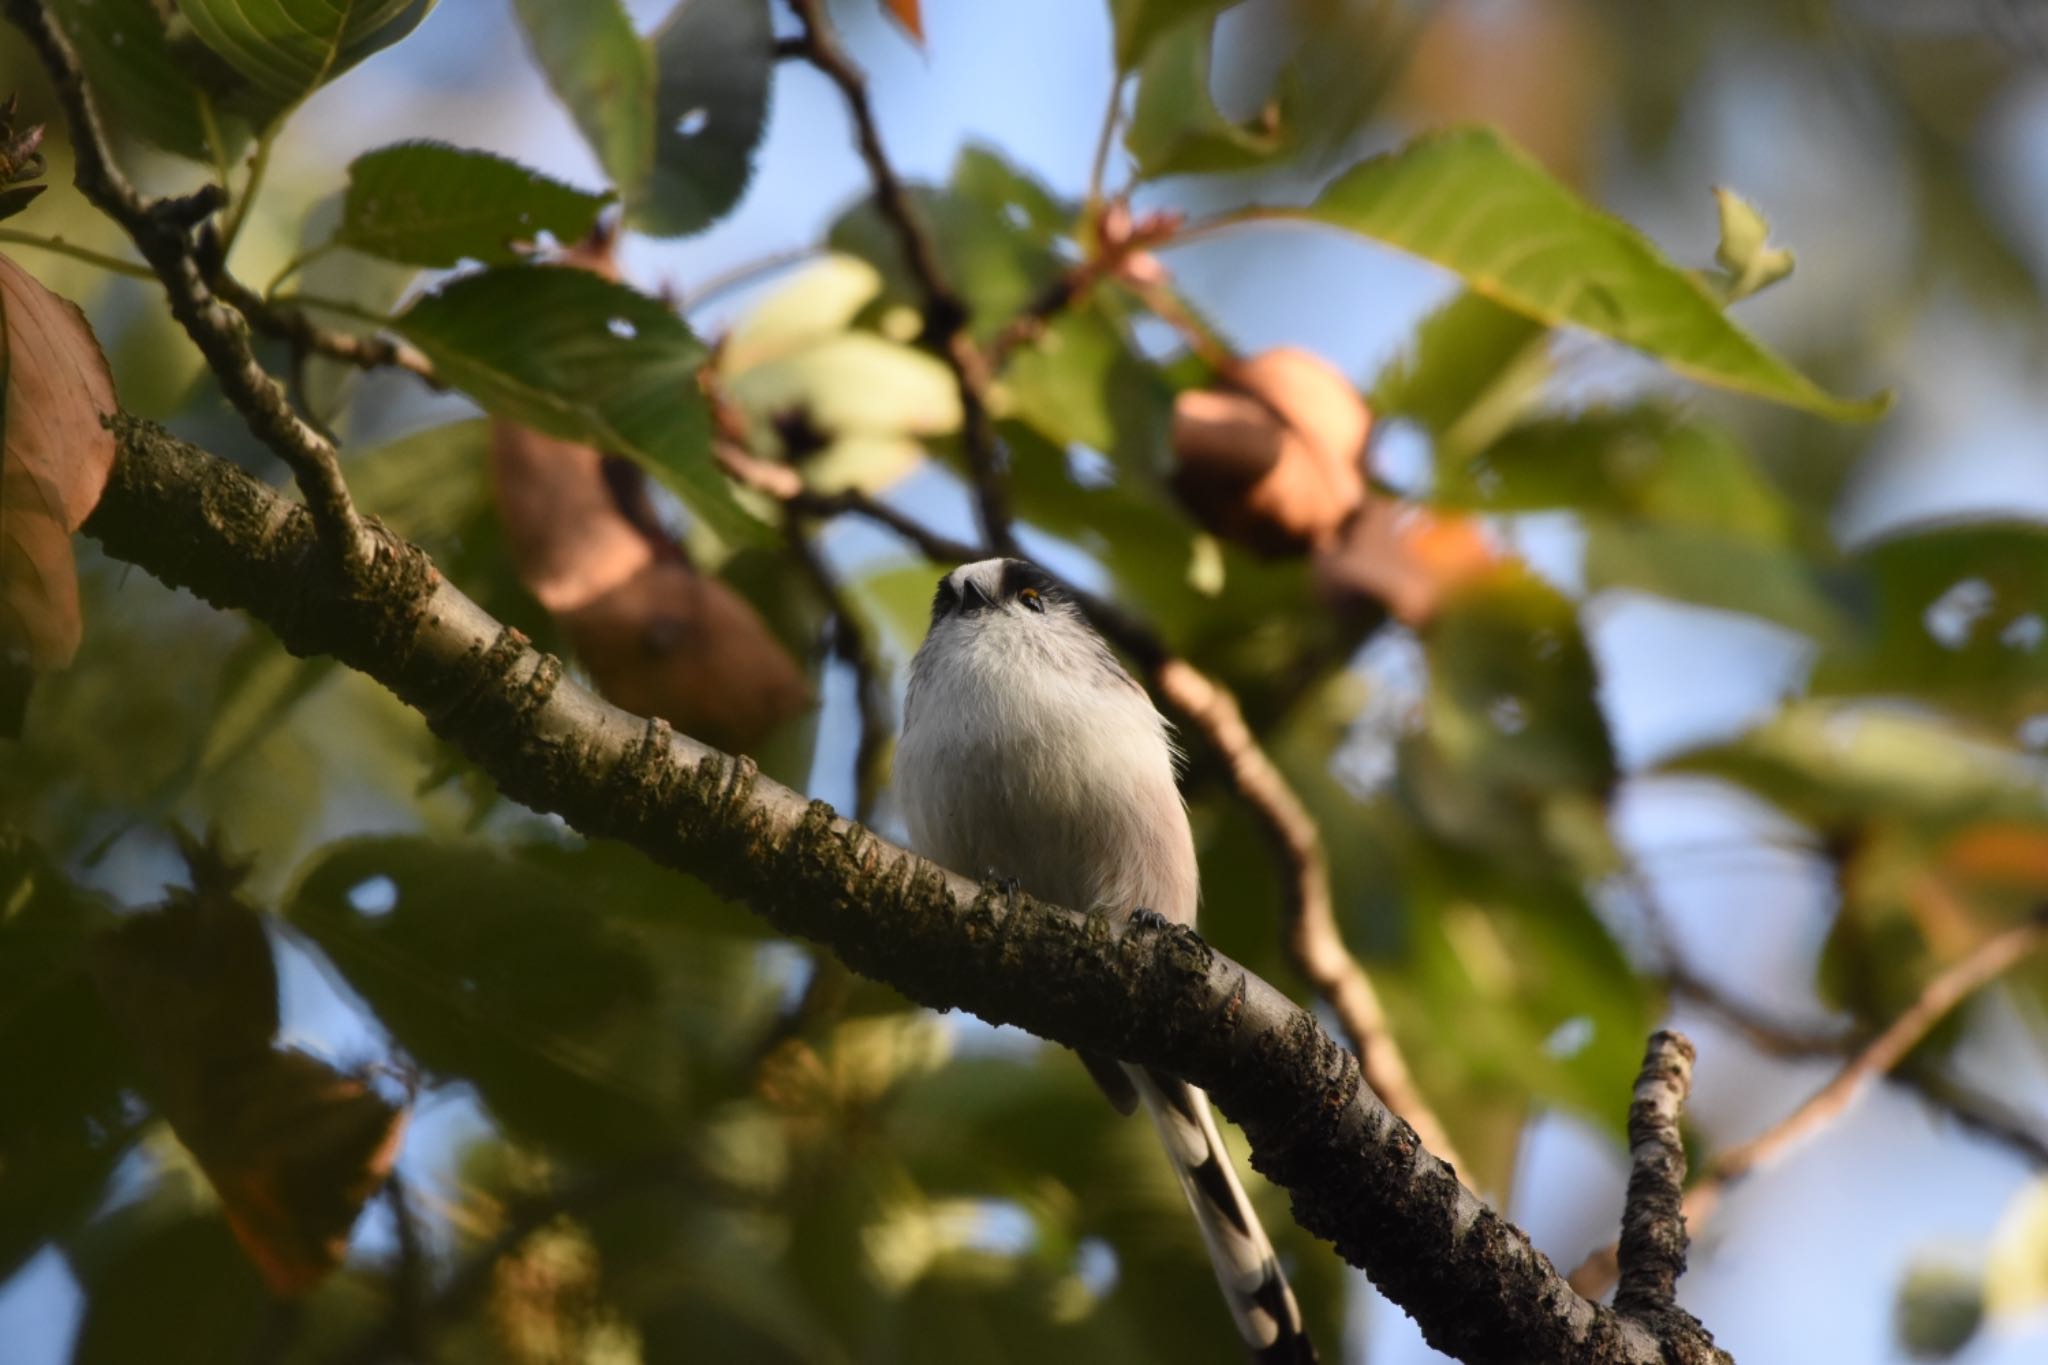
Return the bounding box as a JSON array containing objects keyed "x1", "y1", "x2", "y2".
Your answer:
[
  {"x1": 1572, "y1": 911, "x2": 2048, "y2": 1298},
  {"x1": 85, "y1": 413, "x2": 1727, "y2": 1365},
  {"x1": 783, "y1": 0, "x2": 1017, "y2": 556},
  {"x1": 5, "y1": 0, "x2": 371, "y2": 572},
  {"x1": 1613, "y1": 1032, "x2": 1697, "y2": 1320}
]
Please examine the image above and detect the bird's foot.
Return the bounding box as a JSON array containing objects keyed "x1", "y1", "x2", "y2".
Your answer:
[{"x1": 1126, "y1": 906, "x2": 1173, "y2": 933}]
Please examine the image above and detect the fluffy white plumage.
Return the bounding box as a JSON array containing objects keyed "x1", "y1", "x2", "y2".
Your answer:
[{"x1": 895, "y1": 558, "x2": 1314, "y2": 1364}]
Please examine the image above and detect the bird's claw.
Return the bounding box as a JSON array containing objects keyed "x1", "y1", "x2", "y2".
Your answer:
[{"x1": 1126, "y1": 906, "x2": 1173, "y2": 933}]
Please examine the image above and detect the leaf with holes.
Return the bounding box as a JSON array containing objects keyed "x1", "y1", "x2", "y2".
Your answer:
[
  {"x1": 1815, "y1": 519, "x2": 2048, "y2": 730},
  {"x1": 511, "y1": 0, "x2": 655, "y2": 196},
  {"x1": 175, "y1": 0, "x2": 438, "y2": 126},
  {"x1": 337, "y1": 142, "x2": 615, "y2": 267},
  {"x1": 634, "y1": 0, "x2": 774, "y2": 237},
  {"x1": 393, "y1": 265, "x2": 757, "y2": 542},
  {"x1": 0, "y1": 255, "x2": 119, "y2": 669},
  {"x1": 1258, "y1": 127, "x2": 1887, "y2": 421}
]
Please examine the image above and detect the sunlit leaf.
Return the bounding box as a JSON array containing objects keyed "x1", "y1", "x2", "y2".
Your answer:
[
  {"x1": 635, "y1": 0, "x2": 775, "y2": 237},
  {"x1": 392, "y1": 265, "x2": 758, "y2": 542},
  {"x1": 337, "y1": 141, "x2": 614, "y2": 267},
  {"x1": 1262, "y1": 127, "x2": 1886, "y2": 420},
  {"x1": 1669, "y1": 700, "x2": 2048, "y2": 831}
]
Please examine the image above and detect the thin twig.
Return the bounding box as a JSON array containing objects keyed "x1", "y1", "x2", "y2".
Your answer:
[
  {"x1": 1613, "y1": 1030, "x2": 1696, "y2": 1318},
  {"x1": 1571, "y1": 909, "x2": 2048, "y2": 1297},
  {"x1": 682, "y1": 244, "x2": 824, "y2": 315},
  {"x1": 1152, "y1": 658, "x2": 1466, "y2": 1172},
  {"x1": 3, "y1": 0, "x2": 371, "y2": 571},
  {"x1": 0, "y1": 226, "x2": 155, "y2": 278},
  {"x1": 783, "y1": 0, "x2": 1018, "y2": 556},
  {"x1": 216, "y1": 273, "x2": 442, "y2": 387}
]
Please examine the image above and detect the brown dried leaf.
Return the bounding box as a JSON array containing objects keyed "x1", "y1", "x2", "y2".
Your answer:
[
  {"x1": 94, "y1": 839, "x2": 406, "y2": 1297},
  {"x1": 1172, "y1": 346, "x2": 1369, "y2": 554},
  {"x1": 491, "y1": 419, "x2": 810, "y2": 752},
  {"x1": 1315, "y1": 499, "x2": 1500, "y2": 625},
  {"x1": 559, "y1": 556, "x2": 811, "y2": 755},
  {"x1": 0, "y1": 253, "x2": 119, "y2": 667},
  {"x1": 883, "y1": 0, "x2": 924, "y2": 45}
]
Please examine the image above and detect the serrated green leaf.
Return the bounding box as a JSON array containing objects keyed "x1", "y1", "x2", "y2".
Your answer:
[
  {"x1": 336, "y1": 142, "x2": 613, "y2": 267},
  {"x1": 392, "y1": 265, "x2": 758, "y2": 542},
  {"x1": 174, "y1": 0, "x2": 437, "y2": 127},
  {"x1": 1124, "y1": 13, "x2": 1287, "y2": 179},
  {"x1": 1263, "y1": 127, "x2": 1886, "y2": 421},
  {"x1": 634, "y1": 0, "x2": 774, "y2": 237},
  {"x1": 511, "y1": 0, "x2": 655, "y2": 194}
]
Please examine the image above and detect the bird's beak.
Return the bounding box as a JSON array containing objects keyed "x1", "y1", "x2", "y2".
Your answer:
[{"x1": 960, "y1": 577, "x2": 993, "y2": 612}]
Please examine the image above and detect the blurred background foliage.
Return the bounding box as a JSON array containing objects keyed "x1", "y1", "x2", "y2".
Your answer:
[{"x1": 2, "y1": 0, "x2": 2048, "y2": 1362}]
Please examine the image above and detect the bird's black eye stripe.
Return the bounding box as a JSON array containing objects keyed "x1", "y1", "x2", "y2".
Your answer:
[
  {"x1": 998, "y1": 558, "x2": 1064, "y2": 609},
  {"x1": 930, "y1": 577, "x2": 959, "y2": 623}
]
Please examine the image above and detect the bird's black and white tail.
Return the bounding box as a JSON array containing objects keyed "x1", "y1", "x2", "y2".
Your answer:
[{"x1": 1130, "y1": 1067, "x2": 1317, "y2": 1363}]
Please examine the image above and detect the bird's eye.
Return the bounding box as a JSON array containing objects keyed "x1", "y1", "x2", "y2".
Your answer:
[{"x1": 1018, "y1": 587, "x2": 1044, "y2": 613}]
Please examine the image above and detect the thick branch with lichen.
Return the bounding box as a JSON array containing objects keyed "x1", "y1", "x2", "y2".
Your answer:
[{"x1": 84, "y1": 414, "x2": 1726, "y2": 1365}]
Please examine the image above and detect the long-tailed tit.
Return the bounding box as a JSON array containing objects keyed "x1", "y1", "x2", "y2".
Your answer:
[{"x1": 895, "y1": 558, "x2": 1314, "y2": 1363}]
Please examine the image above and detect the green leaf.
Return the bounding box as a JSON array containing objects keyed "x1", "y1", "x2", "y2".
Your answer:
[
  {"x1": 336, "y1": 142, "x2": 614, "y2": 267},
  {"x1": 1002, "y1": 306, "x2": 1173, "y2": 468},
  {"x1": 634, "y1": 0, "x2": 775, "y2": 237},
  {"x1": 721, "y1": 254, "x2": 885, "y2": 374},
  {"x1": 1370, "y1": 290, "x2": 1547, "y2": 460},
  {"x1": 174, "y1": 0, "x2": 438, "y2": 126},
  {"x1": 393, "y1": 265, "x2": 758, "y2": 542},
  {"x1": 285, "y1": 836, "x2": 739, "y2": 1156},
  {"x1": 511, "y1": 0, "x2": 655, "y2": 195},
  {"x1": 1584, "y1": 523, "x2": 1842, "y2": 638},
  {"x1": 1107, "y1": 0, "x2": 1232, "y2": 71},
  {"x1": 0, "y1": 835, "x2": 137, "y2": 1281},
  {"x1": 830, "y1": 146, "x2": 1068, "y2": 345},
  {"x1": 1668, "y1": 700, "x2": 2048, "y2": 832},
  {"x1": 1815, "y1": 519, "x2": 2048, "y2": 730},
  {"x1": 1712, "y1": 186, "x2": 1795, "y2": 302},
  {"x1": 1269, "y1": 127, "x2": 1886, "y2": 421},
  {"x1": 1124, "y1": 13, "x2": 1286, "y2": 179},
  {"x1": 69, "y1": 1201, "x2": 270, "y2": 1365},
  {"x1": 52, "y1": 0, "x2": 238, "y2": 163},
  {"x1": 1423, "y1": 568, "x2": 1616, "y2": 798}
]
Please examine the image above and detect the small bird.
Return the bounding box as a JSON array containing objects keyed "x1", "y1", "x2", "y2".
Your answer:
[{"x1": 895, "y1": 557, "x2": 1315, "y2": 1363}]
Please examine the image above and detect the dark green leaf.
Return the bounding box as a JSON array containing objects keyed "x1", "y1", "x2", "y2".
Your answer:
[
  {"x1": 1274, "y1": 127, "x2": 1887, "y2": 421},
  {"x1": 53, "y1": 0, "x2": 239, "y2": 163},
  {"x1": 174, "y1": 0, "x2": 438, "y2": 126},
  {"x1": 393, "y1": 265, "x2": 758, "y2": 542},
  {"x1": 511, "y1": 0, "x2": 655, "y2": 195},
  {"x1": 635, "y1": 0, "x2": 775, "y2": 237},
  {"x1": 0, "y1": 834, "x2": 136, "y2": 1281},
  {"x1": 69, "y1": 1201, "x2": 269, "y2": 1365},
  {"x1": 337, "y1": 141, "x2": 614, "y2": 267}
]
